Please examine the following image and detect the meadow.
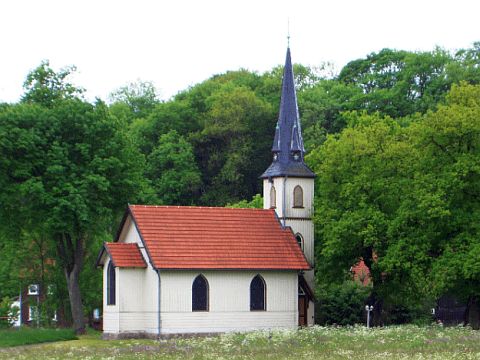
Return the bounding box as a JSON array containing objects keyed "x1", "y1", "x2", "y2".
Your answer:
[{"x1": 0, "y1": 325, "x2": 479, "y2": 359}]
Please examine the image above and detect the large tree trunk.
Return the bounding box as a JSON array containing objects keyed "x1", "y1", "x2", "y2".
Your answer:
[
  {"x1": 57, "y1": 233, "x2": 86, "y2": 335},
  {"x1": 65, "y1": 263, "x2": 85, "y2": 334},
  {"x1": 467, "y1": 296, "x2": 480, "y2": 330}
]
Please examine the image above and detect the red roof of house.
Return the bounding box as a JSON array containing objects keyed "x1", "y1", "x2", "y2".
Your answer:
[
  {"x1": 126, "y1": 205, "x2": 310, "y2": 270},
  {"x1": 351, "y1": 259, "x2": 370, "y2": 286},
  {"x1": 104, "y1": 243, "x2": 147, "y2": 268}
]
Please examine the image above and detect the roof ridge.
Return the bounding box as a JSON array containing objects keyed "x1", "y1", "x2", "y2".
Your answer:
[{"x1": 129, "y1": 204, "x2": 272, "y2": 212}]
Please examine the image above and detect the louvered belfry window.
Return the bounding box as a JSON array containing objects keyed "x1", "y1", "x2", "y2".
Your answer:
[
  {"x1": 107, "y1": 261, "x2": 116, "y2": 305},
  {"x1": 192, "y1": 274, "x2": 209, "y2": 311},
  {"x1": 293, "y1": 185, "x2": 303, "y2": 208},
  {"x1": 270, "y1": 186, "x2": 276, "y2": 208},
  {"x1": 250, "y1": 274, "x2": 266, "y2": 311}
]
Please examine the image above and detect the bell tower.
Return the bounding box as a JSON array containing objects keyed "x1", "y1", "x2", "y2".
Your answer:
[{"x1": 260, "y1": 46, "x2": 316, "y2": 326}]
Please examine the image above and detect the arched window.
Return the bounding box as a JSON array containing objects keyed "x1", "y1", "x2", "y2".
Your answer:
[
  {"x1": 270, "y1": 186, "x2": 276, "y2": 208},
  {"x1": 192, "y1": 274, "x2": 209, "y2": 311},
  {"x1": 250, "y1": 274, "x2": 266, "y2": 311},
  {"x1": 293, "y1": 185, "x2": 303, "y2": 208},
  {"x1": 107, "y1": 261, "x2": 116, "y2": 305},
  {"x1": 296, "y1": 233, "x2": 304, "y2": 251}
]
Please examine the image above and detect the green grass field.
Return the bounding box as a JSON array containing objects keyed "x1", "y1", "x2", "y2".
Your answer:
[
  {"x1": 0, "y1": 327, "x2": 77, "y2": 348},
  {"x1": 0, "y1": 325, "x2": 479, "y2": 359}
]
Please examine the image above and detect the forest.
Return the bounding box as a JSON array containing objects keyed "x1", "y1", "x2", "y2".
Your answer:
[{"x1": 0, "y1": 43, "x2": 479, "y2": 333}]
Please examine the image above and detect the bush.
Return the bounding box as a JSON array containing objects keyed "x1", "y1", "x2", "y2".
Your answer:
[
  {"x1": 0, "y1": 298, "x2": 12, "y2": 328},
  {"x1": 315, "y1": 281, "x2": 371, "y2": 325},
  {"x1": 381, "y1": 301, "x2": 434, "y2": 326}
]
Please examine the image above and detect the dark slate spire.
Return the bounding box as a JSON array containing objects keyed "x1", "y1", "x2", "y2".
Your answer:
[{"x1": 260, "y1": 47, "x2": 315, "y2": 179}]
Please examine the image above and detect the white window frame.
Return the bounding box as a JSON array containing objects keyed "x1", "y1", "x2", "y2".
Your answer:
[
  {"x1": 28, "y1": 284, "x2": 40, "y2": 295},
  {"x1": 28, "y1": 306, "x2": 38, "y2": 321}
]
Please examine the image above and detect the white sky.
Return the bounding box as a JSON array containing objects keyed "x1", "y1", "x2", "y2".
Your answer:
[{"x1": 1, "y1": 0, "x2": 479, "y2": 103}]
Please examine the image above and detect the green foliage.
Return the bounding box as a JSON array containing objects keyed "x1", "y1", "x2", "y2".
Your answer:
[
  {"x1": 109, "y1": 80, "x2": 160, "y2": 119},
  {"x1": 309, "y1": 83, "x2": 480, "y2": 324},
  {"x1": 417, "y1": 83, "x2": 480, "y2": 300},
  {"x1": 147, "y1": 130, "x2": 202, "y2": 205},
  {"x1": 0, "y1": 99, "x2": 150, "y2": 236},
  {"x1": 190, "y1": 83, "x2": 274, "y2": 205},
  {"x1": 132, "y1": 100, "x2": 200, "y2": 155},
  {"x1": 21, "y1": 60, "x2": 84, "y2": 107},
  {"x1": 338, "y1": 47, "x2": 480, "y2": 119},
  {"x1": 2, "y1": 43, "x2": 480, "y2": 331},
  {"x1": 1, "y1": 71, "x2": 155, "y2": 332},
  {"x1": 316, "y1": 281, "x2": 371, "y2": 326},
  {"x1": 227, "y1": 194, "x2": 263, "y2": 209},
  {"x1": 0, "y1": 327, "x2": 77, "y2": 347},
  {"x1": 0, "y1": 297, "x2": 14, "y2": 328}
]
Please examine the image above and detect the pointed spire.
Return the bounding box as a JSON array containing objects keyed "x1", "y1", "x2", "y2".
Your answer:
[{"x1": 260, "y1": 47, "x2": 315, "y2": 179}]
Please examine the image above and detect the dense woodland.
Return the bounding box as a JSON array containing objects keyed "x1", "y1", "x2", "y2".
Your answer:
[{"x1": 0, "y1": 43, "x2": 479, "y2": 332}]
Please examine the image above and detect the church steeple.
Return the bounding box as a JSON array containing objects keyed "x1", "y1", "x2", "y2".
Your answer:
[
  {"x1": 260, "y1": 47, "x2": 315, "y2": 179},
  {"x1": 261, "y1": 46, "x2": 316, "y2": 326}
]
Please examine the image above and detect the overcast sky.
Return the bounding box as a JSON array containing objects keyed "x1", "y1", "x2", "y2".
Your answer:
[{"x1": 1, "y1": 0, "x2": 479, "y2": 103}]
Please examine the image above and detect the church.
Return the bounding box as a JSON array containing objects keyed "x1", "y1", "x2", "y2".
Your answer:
[{"x1": 96, "y1": 46, "x2": 316, "y2": 338}]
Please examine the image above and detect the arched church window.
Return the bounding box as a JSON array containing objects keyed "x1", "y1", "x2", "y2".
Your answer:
[
  {"x1": 192, "y1": 274, "x2": 209, "y2": 311},
  {"x1": 293, "y1": 185, "x2": 303, "y2": 208},
  {"x1": 270, "y1": 185, "x2": 276, "y2": 209},
  {"x1": 296, "y1": 233, "x2": 304, "y2": 251},
  {"x1": 107, "y1": 261, "x2": 116, "y2": 305},
  {"x1": 250, "y1": 274, "x2": 266, "y2": 311}
]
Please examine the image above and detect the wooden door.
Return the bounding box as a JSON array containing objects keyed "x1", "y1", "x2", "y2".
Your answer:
[{"x1": 298, "y1": 295, "x2": 307, "y2": 326}]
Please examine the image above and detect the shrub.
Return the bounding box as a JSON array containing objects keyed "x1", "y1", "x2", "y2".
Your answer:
[
  {"x1": 0, "y1": 297, "x2": 17, "y2": 328},
  {"x1": 315, "y1": 280, "x2": 371, "y2": 325}
]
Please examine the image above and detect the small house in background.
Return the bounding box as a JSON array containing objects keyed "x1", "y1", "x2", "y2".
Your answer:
[
  {"x1": 351, "y1": 260, "x2": 371, "y2": 286},
  {"x1": 13, "y1": 283, "x2": 67, "y2": 327},
  {"x1": 96, "y1": 46, "x2": 316, "y2": 338}
]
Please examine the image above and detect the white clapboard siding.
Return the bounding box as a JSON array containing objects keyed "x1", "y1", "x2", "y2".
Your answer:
[
  {"x1": 103, "y1": 213, "x2": 307, "y2": 334},
  {"x1": 263, "y1": 177, "x2": 314, "y2": 219},
  {"x1": 158, "y1": 270, "x2": 298, "y2": 334},
  {"x1": 102, "y1": 258, "x2": 119, "y2": 333},
  {"x1": 263, "y1": 176, "x2": 316, "y2": 326}
]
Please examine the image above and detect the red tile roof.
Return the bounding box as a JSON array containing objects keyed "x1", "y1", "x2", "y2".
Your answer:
[
  {"x1": 126, "y1": 205, "x2": 310, "y2": 270},
  {"x1": 351, "y1": 259, "x2": 370, "y2": 286},
  {"x1": 105, "y1": 243, "x2": 147, "y2": 268}
]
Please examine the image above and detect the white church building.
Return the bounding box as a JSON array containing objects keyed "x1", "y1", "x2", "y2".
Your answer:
[{"x1": 96, "y1": 47, "x2": 316, "y2": 338}]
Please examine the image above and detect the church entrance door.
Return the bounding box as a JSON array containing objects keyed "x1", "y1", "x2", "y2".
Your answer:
[{"x1": 298, "y1": 295, "x2": 307, "y2": 326}]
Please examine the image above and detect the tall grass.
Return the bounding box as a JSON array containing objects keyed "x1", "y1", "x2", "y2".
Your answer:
[{"x1": 0, "y1": 325, "x2": 479, "y2": 359}]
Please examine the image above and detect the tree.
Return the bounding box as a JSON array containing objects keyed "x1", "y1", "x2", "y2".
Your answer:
[
  {"x1": 308, "y1": 112, "x2": 427, "y2": 323},
  {"x1": 451, "y1": 42, "x2": 480, "y2": 84},
  {"x1": 130, "y1": 100, "x2": 200, "y2": 156},
  {"x1": 298, "y1": 80, "x2": 363, "y2": 149},
  {"x1": 415, "y1": 83, "x2": 480, "y2": 328},
  {"x1": 109, "y1": 80, "x2": 160, "y2": 119},
  {"x1": 21, "y1": 60, "x2": 84, "y2": 107},
  {"x1": 226, "y1": 194, "x2": 263, "y2": 209},
  {"x1": 308, "y1": 83, "x2": 480, "y2": 326},
  {"x1": 146, "y1": 130, "x2": 202, "y2": 205},
  {"x1": 191, "y1": 84, "x2": 274, "y2": 205},
  {"x1": 338, "y1": 48, "x2": 454, "y2": 118},
  {"x1": 0, "y1": 96, "x2": 152, "y2": 333}
]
